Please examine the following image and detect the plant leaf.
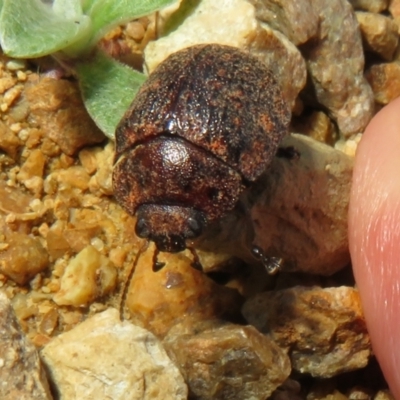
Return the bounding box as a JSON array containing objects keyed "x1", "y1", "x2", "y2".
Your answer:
[
  {"x1": 52, "y1": 0, "x2": 82, "y2": 19},
  {"x1": 84, "y1": 0, "x2": 178, "y2": 44},
  {"x1": 0, "y1": 0, "x2": 91, "y2": 58},
  {"x1": 75, "y1": 51, "x2": 146, "y2": 140}
]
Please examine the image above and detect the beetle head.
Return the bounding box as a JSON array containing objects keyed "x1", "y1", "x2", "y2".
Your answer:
[{"x1": 135, "y1": 204, "x2": 205, "y2": 253}]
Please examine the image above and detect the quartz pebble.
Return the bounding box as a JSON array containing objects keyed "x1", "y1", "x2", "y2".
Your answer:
[
  {"x1": 356, "y1": 12, "x2": 399, "y2": 60},
  {"x1": 0, "y1": 119, "x2": 22, "y2": 158},
  {"x1": 0, "y1": 230, "x2": 49, "y2": 285},
  {"x1": 307, "y1": 385, "x2": 349, "y2": 400},
  {"x1": 145, "y1": 0, "x2": 257, "y2": 72},
  {"x1": 365, "y1": 62, "x2": 400, "y2": 104},
  {"x1": 89, "y1": 141, "x2": 114, "y2": 195},
  {"x1": 242, "y1": 286, "x2": 371, "y2": 378},
  {"x1": 0, "y1": 290, "x2": 52, "y2": 399},
  {"x1": 0, "y1": 180, "x2": 32, "y2": 214},
  {"x1": 25, "y1": 77, "x2": 105, "y2": 155},
  {"x1": 302, "y1": 0, "x2": 374, "y2": 136},
  {"x1": 196, "y1": 134, "x2": 353, "y2": 276},
  {"x1": 163, "y1": 319, "x2": 291, "y2": 400},
  {"x1": 347, "y1": 387, "x2": 375, "y2": 399},
  {"x1": 250, "y1": 24, "x2": 307, "y2": 109},
  {"x1": 51, "y1": 166, "x2": 91, "y2": 192},
  {"x1": 389, "y1": 0, "x2": 400, "y2": 19},
  {"x1": 349, "y1": 0, "x2": 388, "y2": 13},
  {"x1": 247, "y1": 0, "x2": 319, "y2": 45},
  {"x1": 17, "y1": 148, "x2": 46, "y2": 182},
  {"x1": 53, "y1": 245, "x2": 117, "y2": 307},
  {"x1": 292, "y1": 111, "x2": 337, "y2": 145},
  {"x1": 335, "y1": 133, "x2": 363, "y2": 158},
  {"x1": 41, "y1": 308, "x2": 188, "y2": 400},
  {"x1": 374, "y1": 390, "x2": 395, "y2": 400}
]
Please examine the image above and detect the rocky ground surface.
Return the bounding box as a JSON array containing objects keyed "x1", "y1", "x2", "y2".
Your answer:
[{"x1": 1, "y1": 0, "x2": 400, "y2": 399}]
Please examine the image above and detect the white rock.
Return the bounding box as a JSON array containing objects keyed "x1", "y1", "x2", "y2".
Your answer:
[
  {"x1": 41, "y1": 308, "x2": 188, "y2": 400},
  {"x1": 145, "y1": 0, "x2": 257, "y2": 72},
  {"x1": 53, "y1": 245, "x2": 117, "y2": 307}
]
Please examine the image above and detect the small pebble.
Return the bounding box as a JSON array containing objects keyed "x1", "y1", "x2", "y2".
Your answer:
[{"x1": 6, "y1": 60, "x2": 26, "y2": 71}]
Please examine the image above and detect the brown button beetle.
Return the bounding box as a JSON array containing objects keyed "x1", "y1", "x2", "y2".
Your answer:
[{"x1": 113, "y1": 44, "x2": 290, "y2": 255}]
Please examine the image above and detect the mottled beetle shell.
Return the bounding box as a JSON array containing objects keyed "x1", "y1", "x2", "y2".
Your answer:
[{"x1": 113, "y1": 44, "x2": 290, "y2": 253}]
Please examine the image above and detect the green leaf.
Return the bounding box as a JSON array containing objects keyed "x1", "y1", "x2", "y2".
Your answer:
[
  {"x1": 0, "y1": 0, "x2": 91, "y2": 58},
  {"x1": 0, "y1": 0, "x2": 178, "y2": 59},
  {"x1": 52, "y1": 0, "x2": 82, "y2": 19},
  {"x1": 84, "y1": 0, "x2": 178, "y2": 44},
  {"x1": 75, "y1": 51, "x2": 146, "y2": 140}
]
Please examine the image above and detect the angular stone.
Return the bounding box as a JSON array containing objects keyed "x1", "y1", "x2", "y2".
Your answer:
[
  {"x1": 356, "y1": 12, "x2": 399, "y2": 61},
  {"x1": 0, "y1": 291, "x2": 52, "y2": 400},
  {"x1": 375, "y1": 390, "x2": 395, "y2": 400},
  {"x1": 334, "y1": 133, "x2": 363, "y2": 158},
  {"x1": 365, "y1": 62, "x2": 400, "y2": 105},
  {"x1": 249, "y1": 24, "x2": 307, "y2": 109},
  {"x1": 389, "y1": 0, "x2": 400, "y2": 18},
  {"x1": 163, "y1": 319, "x2": 291, "y2": 400},
  {"x1": 123, "y1": 242, "x2": 243, "y2": 337},
  {"x1": 24, "y1": 77, "x2": 105, "y2": 156},
  {"x1": 306, "y1": 383, "x2": 349, "y2": 400},
  {"x1": 41, "y1": 308, "x2": 188, "y2": 400},
  {"x1": 292, "y1": 110, "x2": 337, "y2": 144},
  {"x1": 196, "y1": 134, "x2": 352, "y2": 276},
  {"x1": 0, "y1": 230, "x2": 49, "y2": 285},
  {"x1": 249, "y1": 137, "x2": 352, "y2": 275},
  {"x1": 17, "y1": 148, "x2": 46, "y2": 183},
  {"x1": 144, "y1": 0, "x2": 306, "y2": 109},
  {"x1": 301, "y1": 0, "x2": 374, "y2": 136},
  {"x1": 53, "y1": 245, "x2": 117, "y2": 307},
  {"x1": 347, "y1": 387, "x2": 376, "y2": 399},
  {"x1": 248, "y1": 0, "x2": 319, "y2": 45},
  {"x1": 349, "y1": 0, "x2": 388, "y2": 13},
  {"x1": 242, "y1": 286, "x2": 371, "y2": 378},
  {"x1": 0, "y1": 120, "x2": 22, "y2": 158},
  {"x1": 145, "y1": 0, "x2": 256, "y2": 72},
  {"x1": 0, "y1": 179, "x2": 32, "y2": 214}
]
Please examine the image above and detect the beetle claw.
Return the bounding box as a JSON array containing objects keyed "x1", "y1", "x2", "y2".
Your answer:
[
  {"x1": 152, "y1": 249, "x2": 166, "y2": 272},
  {"x1": 251, "y1": 245, "x2": 283, "y2": 275},
  {"x1": 188, "y1": 247, "x2": 203, "y2": 272}
]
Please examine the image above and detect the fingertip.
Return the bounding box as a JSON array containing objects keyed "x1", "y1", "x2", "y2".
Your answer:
[{"x1": 349, "y1": 96, "x2": 400, "y2": 397}]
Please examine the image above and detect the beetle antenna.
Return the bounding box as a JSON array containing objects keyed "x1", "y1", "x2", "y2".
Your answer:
[{"x1": 119, "y1": 242, "x2": 147, "y2": 320}]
